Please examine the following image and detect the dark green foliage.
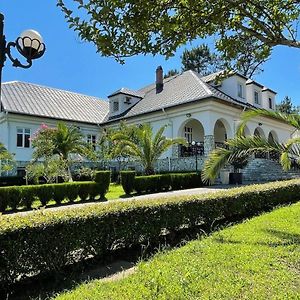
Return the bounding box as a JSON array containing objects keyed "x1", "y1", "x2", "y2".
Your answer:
[
  {"x1": 20, "y1": 187, "x2": 38, "y2": 209},
  {"x1": 36, "y1": 185, "x2": 54, "y2": 206},
  {"x1": 0, "y1": 176, "x2": 26, "y2": 187},
  {"x1": 120, "y1": 171, "x2": 136, "y2": 195},
  {"x1": 134, "y1": 173, "x2": 203, "y2": 194},
  {"x1": 0, "y1": 182, "x2": 103, "y2": 211},
  {"x1": 0, "y1": 180, "x2": 300, "y2": 288},
  {"x1": 7, "y1": 187, "x2": 22, "y2": 210},
  {"x1": 94, "y1": 171, "x2": 111, "y2": 198}
]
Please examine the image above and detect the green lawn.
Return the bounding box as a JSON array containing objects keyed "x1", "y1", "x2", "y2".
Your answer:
[{"x1": 55, "y1": 202, "x2": 300, "y2": 300}]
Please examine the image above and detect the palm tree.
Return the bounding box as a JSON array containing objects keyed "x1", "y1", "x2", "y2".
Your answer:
[
  {"x1": 32, "y1": 122, "x2": 88, "y2": 181},
  {"x1": 112, "y1": 123, "x2": 186, "y2": 175},
  {"x1": 202, "y1": 109, "x2": 300, "y2": 182}
]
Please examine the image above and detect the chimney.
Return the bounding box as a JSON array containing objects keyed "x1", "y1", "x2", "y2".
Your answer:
[{"x1": 156, "y1": 66, "x2": 163, "y2": 93}]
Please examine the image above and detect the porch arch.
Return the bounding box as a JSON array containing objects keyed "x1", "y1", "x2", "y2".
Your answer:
[
  {"x1": 214, "y1": 118, "x2": 232, "y2": 145},
  {"x1": 254, "y1": 127, "x2": 266, "y2": 139},
  {"x1": 178, "y1": 118, "x2": 205, "y2": 143},
  {"x1": 268, "y1": 130, "x2": 279, "y2": 143}
]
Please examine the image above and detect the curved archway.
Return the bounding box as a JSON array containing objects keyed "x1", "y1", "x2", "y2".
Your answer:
[
  {"x1": 241, "y1": 125, "x2": 251, "y2": 137},
  {"x1": 268, "y1": 130, "x2": 279, "y2": 143},
  {"x1": 214, "y1": 119, "x2": 232, "y2": 148},
  {"x1": 254, "y1": 127, "x2": 266, "y2": 139},
  {"x1": 178, "y1": 118, "x2": 205, "y2": 143}
]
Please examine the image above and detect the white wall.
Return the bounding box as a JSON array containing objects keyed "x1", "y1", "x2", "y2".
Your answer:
[
  {"x1": 2, "y1": 114, "x2": 100, "y2": 162},
  {"x1": 108, "y1": 94, "x2": 141, "y2": 118},
  {"x1": 219, "y1": 75, "x2": 247, "y2": 103}
]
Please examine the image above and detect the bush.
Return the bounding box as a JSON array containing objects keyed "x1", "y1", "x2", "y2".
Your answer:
[
  {"x1": 0, "y1": 179, "x2": 300, "y2": 289},
  {"x1": 95, "y1": 171, "x2": 111, "y2": 199},
  {"x1": 36, "y1": 185, "x2": 54, "y2": 206},
  {"x1": 120, "y1": 171, "x2": 136, "y2": 195},
  {"x1": 20, "y1": 186, "x2": 38, "y2": 209},
  {"x1": 0, "y1": 181, "x2": 103, "y2": 211},
  {"x1": 134, "y1": 172, "x2": 203, "y2": 194},
  {"x1": 0, "y1": 176, "x2": 26, "y2": 187},
  {"x1": 0, "y1": 188, "x2": 9, "y2": 212}
]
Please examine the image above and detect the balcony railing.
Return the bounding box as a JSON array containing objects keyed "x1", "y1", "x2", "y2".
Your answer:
[
  {"x1": 215, "y1": 142, "x2": 228, "y2": 149},
  {"x1": 179, "y1": 142, "x2": 204, "y2": 157}
]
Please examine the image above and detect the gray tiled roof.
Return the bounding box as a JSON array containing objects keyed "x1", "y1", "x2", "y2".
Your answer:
[
  {"x1": 104, "y1": 70, "x2": 246, "y2": 122},
  {"x1": 108, "y1": 87, "x2": 144, "y2": 98},
  {"x1": 1, "y1": 81, "x2": 109, "y2": 124}
]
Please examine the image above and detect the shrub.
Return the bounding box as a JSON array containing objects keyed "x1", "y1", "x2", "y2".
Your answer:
[
  {"x1": 120, "y1": 171, "x2": 136, "y2": 195},
  {"x1": 36, "y1": 185, "x2": 53, "y2": 206},
  {"x1": 95, "y1": 171, "x2": 111, "y2": 199},
  {"x1": 0, "y1": 180, "x2": 300, "y2": 289},
  {"x1": 78, "y1": 182, "x2": 91, "y2": 201},
  {"x1": 134, "y1": 173, "x2": 203, "y2": 194},
  {"x1": 20, "y1": 186, "x2": 38, "y2": 209},
  {"x1": 0, "y1": 188, "x2": 9, "y2": 212},
  {"x1": 0, "y1": 181, "x2": 101, "y2": 211},
  {"x1": 7, "y1": 187, "x2": 22, "y2": 210}
]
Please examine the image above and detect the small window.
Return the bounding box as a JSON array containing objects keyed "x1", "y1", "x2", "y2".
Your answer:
[
  {"x1": 125, "y1": 96, "x2": 132, "y2": 104},
  {"x1": 184, "y1": 126, "x2": 193, "y2": 143},
  {"x1": 254, "y1": 91, "x2": 260, "y2": 104},
  {"x1": 17, "y1": 128, "x2": 31, "y2": 148},
  {"x1": 269, "y1": 98, "x2": 273, "y2": 109},
  {"x1": 237, "y1": 83, "x2": 243, "y2": 98},
  {"x1": 113, "y1": 101, "x2": 119, "y2": 112},
  {"x1": 87, "y1": 134, "x2": 97, "y2": 150}
]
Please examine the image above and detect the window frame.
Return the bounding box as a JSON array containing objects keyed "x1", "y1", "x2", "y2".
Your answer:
[
  {"x1": 184, "y1": 126, "x2": 193, "y2": 143},
  {"x1": 113, "y1": 101, "x2": 119, "y2": 112},
  {"x1": 254, "y1": 90, "x2": 260, "y2": 105},
  {"x1": 16, "y1": 128, "x2": 31, "y2": 148},
  {"x1": 268, "y1": 97, "x2": 273, "y2": 109},
  {"x1": 237, "y1": 83, "x2": 243, "y2": 98},
  {"x1": 87, "y1": 134, "x2": 97, "y2": 150}
]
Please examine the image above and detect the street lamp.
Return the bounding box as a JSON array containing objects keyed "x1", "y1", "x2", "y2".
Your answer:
[
  {"x1": 191, "y1": 140, "x2": 201, "y2": 173},
  {"x1": 0, "y1": 13, "x2": 45, "y2": 96}
]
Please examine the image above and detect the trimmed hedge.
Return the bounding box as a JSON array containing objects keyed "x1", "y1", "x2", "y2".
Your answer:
[
  {"x1": 1, "y1": 179, "x2": 300, "y2": 288},
  {"x1": 120, "y1": 171, "x2": 136, "y2": 195},
  {"x1": 134, "y1": 172, "x2": 203, "y2": 194},
  {"x1": 95, "y1": 171, "x2": 111, "y2": 199},
  {"x1": 0, "y1": 182, "x2": 103, "y2": 212}
]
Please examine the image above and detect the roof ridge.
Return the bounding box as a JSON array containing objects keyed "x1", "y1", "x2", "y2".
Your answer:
[
  {"x1": 188, "y1": 70, "x2": 214, "y2": 95},
  {"x1": 3, "y1": 80, "x2": 107, "y2": 102}
]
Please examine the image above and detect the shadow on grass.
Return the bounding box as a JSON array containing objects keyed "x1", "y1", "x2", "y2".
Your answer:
[{"x1": 213, "y1": 229, "x2": 300, "y2": 247}]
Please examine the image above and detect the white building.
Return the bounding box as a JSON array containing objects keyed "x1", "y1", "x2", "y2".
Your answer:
[{"x1": 0, "y1": 67, "x2": 295, "y2": 179}]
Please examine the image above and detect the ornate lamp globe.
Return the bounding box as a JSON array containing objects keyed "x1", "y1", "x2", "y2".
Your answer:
[{"x1": 17, "y1": 29, "x2": 45, "y2": 60}]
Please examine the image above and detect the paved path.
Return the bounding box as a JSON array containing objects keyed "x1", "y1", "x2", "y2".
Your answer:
[{"x1": 5, "y1": 185, "x2": 238, "y2": 217}]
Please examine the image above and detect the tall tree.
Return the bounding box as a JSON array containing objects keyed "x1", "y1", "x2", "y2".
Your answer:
[
  {"x1": 31, "y1": 123, "x2": 88, "y2": 181},
  {"x1": 181, "y1": 45, "x2": 223, "y2": 76},
  {"x1": 111, "y1": 123, "x2": 186, "y2": 175},
  {"x1": 202, "y1": 109, "x2": 300, "y2": 182},
  {"x1": 276, "y1": 96, "x2": 299, "y2": 114},
  {"x1": 57, "y1": 0, "x2": 300, "y2": 67},
  {"x1": 164, "y1": 69, "x2": 180, "y2": 79}
]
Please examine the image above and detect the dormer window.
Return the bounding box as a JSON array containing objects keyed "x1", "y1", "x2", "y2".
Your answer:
[
  {"x1": 269, "y1": 97, "x2": 273, "y2": 109},
  {"x1": 254, "y1": 90, "x2": 260, "y2": 104},
  {"x1": 124, "y1": 96, "x2": 132, "y2": 104},
  {"x1": 237, "y1": 83, "x2": 243, "y2": 98},
  {"x1": 113, "y1": 101, "x2": 119, "y2": 112}
]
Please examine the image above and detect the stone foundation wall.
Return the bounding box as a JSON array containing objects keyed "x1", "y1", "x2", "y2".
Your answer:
[{"x1": 3, "y1": 157, "x2": 300, "y2": 183}]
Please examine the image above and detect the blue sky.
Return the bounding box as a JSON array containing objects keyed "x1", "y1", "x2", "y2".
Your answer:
[{"x1": 1, "y1": 1, "x2": 300, "y2": 105}]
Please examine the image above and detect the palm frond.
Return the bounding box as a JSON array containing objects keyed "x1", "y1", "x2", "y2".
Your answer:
[{"x1": 237, "y1": 109, "x2": 300, "y2": 136}]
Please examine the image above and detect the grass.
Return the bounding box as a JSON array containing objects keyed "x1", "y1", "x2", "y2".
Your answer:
[{"x1": 54, "y1": 202, "x2": 300, "y2": 300}]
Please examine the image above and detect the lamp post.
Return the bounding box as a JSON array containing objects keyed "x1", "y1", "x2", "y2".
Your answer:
[
  {"x1": 0, "y1": 13, "x2": 45, "y2": 98},
  {"x1": 191, "y1": 140, "x2": 201, "y2": 173}
]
